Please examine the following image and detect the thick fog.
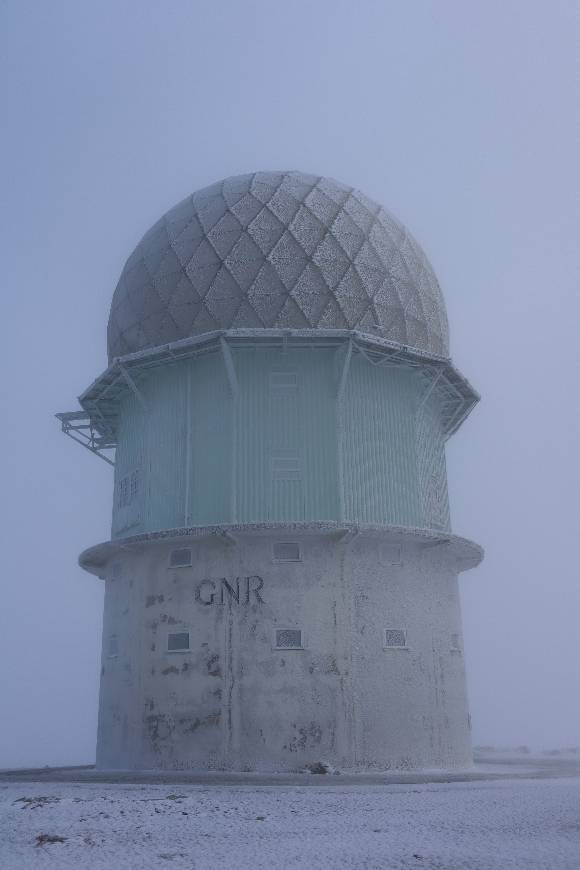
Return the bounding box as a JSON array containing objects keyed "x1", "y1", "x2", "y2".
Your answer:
[{"x1": 1, "y1": 0, "x2": 578, "y2": 768}]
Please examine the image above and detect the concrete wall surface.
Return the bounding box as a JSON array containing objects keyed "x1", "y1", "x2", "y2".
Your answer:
[{"x1": 96, "y1": 530, "x2": 472, "y2": 771}]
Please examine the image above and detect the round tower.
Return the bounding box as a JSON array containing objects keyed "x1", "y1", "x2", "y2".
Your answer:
[{"x1": 59, "y1": 171, "x2": 482, "y2": 771}]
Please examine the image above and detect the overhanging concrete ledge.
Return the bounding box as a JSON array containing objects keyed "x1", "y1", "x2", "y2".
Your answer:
[{"x1": 79, "y1": 521, "x2": 483, "y2": 577}]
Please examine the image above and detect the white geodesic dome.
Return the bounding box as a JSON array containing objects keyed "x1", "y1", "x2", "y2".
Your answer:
[{"x1": 108, "y1": 171, "x2": 449, "y2": 362}]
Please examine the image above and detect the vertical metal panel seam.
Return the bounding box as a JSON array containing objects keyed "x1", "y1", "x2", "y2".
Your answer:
[{"x1": 184, "y1": 362, "x2": 192, "y2": 525}]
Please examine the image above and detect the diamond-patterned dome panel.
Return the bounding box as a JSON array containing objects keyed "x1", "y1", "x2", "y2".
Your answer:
[{"x1": 108, "y1": 171, "x2": 449, "y2": 362}]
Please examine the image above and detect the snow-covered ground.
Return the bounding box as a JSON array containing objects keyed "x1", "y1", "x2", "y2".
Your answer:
[{"x1": 1, "y1": 777, "x2": 579, "y2": 869}]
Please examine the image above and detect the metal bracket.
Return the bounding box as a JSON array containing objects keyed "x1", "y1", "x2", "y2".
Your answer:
[{"x1": 56, "y1": 412, "x2": 115, "y2": 466}]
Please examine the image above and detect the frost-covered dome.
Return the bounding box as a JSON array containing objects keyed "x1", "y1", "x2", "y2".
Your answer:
[{"x1": 108, "y1": 171, "x2": 449, "y2": 362}]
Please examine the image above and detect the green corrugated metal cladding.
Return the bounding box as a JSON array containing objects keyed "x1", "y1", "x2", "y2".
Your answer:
[{"x1": 111, "y1": 346, "x2": 450, "y2": 538}]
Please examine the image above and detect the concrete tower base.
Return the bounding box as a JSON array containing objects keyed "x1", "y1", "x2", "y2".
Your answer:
[{"x1": 81, "y1": 524, "x2": 482, "y2": 772}]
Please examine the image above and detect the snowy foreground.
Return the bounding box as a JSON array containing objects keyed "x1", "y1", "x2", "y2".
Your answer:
[{"x1": 1, "y1": 777, "x2": 579, "y2": 870}]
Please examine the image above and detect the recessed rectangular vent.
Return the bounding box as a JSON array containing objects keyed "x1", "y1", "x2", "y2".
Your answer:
[
  {"x1": 167, "y1": 631, "x2": 190, "y2": 652},
  {"x1": 274, "y1": 629, "x2": 303, "y2": 649},
  {"x1": 384, "y1": 629, "x2": 407, "y2": 648},
  {"x1": 109, "y1": 561, "x2": 122, "y2": 581},
  {"x1": 451, "y1": 633, "x2": 461, "y2": 651},
  {"x1": 381, "y1": 544, "x2": 403, "y2": 566},
  {"x1": 272, "y1": 454, "x2": 301, "y2": 481},
  {"x1": 117, "y1": 469, "x2": 140, "y2": 508},
  {"x1": 273, "y1": 542, "x2": 301, "y2": 562},
  {"x1": 117, "y1": 477, "x2": 128, "y2": 508},
  {"x1": 270, "y1": 372, "x2": 298, "y2": 391},
  {"x1": 108, "y1": 635, "x2": 119, "y2": 657},
  {"x1": 169, "y1": 548, "x2": 192, "y2": 568}
]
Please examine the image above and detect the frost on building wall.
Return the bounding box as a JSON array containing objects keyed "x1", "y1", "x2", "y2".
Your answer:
[{"x1": 58, "y1": 171, "x2": 482, "y2": 771}]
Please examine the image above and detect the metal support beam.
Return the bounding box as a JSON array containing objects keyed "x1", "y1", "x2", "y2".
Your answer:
[
  {"x1": 337, "y1": 339, "x2": 353, "y2": 400},
  {"x1": 444, "y1": 401, "x2": 470, "y2": 440},
  {"x1": 418, "y1": 367, "x2": 444, "y2": 413},
  {"x1": 220, "y1": 338, "x2": 239, "y2": 399},
  {"x1": 119, "y1": 365, "x2": 148, "y2": 410},
  {"x1": 184, "y1": 363, "x2": 192, "y2": 526}
]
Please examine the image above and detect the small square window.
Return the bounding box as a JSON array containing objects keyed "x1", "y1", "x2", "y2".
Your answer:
[
  {"x1": 274, "y1": 628, "x2": 303, "y2": 650},
  {"x1": 169, "y1": 548, "x2": 192, "y2": 568},
  {"x1": 273, "y1": 541, "x2": 302, "y2": 562},
  {"x1": 167, "y1": 631, "x2": 190, "y2": 652},
  {"x1": 384, "y1": 629, "x2": 407, "y2": 649},
  {"x1": 108, "y1": 635, "x2": 119, "y2": 658}
]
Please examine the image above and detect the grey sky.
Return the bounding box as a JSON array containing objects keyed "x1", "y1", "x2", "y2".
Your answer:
[{"x1": 1, "y1": 0, "x2": 578, "y2": 767}]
